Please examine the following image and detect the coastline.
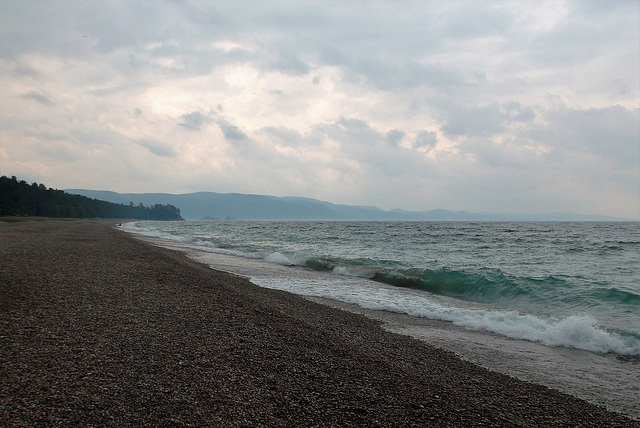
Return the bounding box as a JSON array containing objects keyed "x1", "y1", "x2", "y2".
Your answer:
[{"x1": 1, "y1": 220, "x2": 637, "y2": 426}]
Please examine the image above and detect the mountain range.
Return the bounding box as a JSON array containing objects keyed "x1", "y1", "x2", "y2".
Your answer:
[{"x1": 64, "y1": 189, "x2": 633, "y2": 221}]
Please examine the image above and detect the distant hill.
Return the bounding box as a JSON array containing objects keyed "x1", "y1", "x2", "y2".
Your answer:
[{"x1": 64, "y1": 189, "x2": 633, "y2": 222}]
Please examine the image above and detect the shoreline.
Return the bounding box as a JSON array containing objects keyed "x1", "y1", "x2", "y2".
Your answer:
[
  {"x1": 128, "y1": 226, "x2": 640, "y2": 419},
  {"x1": 1, "y1": 220, "x2": 637, "y2": 426}
]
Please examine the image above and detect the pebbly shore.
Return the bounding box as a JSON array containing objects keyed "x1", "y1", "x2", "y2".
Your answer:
[{"x1": 1, "y1": 220, "x2": 637, "y2": 427}]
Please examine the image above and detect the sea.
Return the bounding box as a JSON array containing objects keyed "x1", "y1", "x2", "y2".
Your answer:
[{"x1": 122, "y1": 220, "x2": 640, "y2": 419}]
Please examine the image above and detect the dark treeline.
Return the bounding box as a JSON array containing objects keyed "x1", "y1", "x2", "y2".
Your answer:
[{"x1": 0, "y1": 176, "x2": 183, "y2": 220}]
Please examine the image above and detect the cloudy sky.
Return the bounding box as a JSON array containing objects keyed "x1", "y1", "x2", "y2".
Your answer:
[{"x1": 1, "y1": 0, "x2": 638, "y2": 218}]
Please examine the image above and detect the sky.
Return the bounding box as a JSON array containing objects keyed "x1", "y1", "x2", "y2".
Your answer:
[{"x1": 1, "y1": 0, "x2": 638, "y2": 219}]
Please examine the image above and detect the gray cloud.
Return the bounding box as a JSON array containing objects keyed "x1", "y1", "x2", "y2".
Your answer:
[
  {"x1": 502, "y1": 102, "x2": 535, "y2": 123},
  {"x1": 261, "y1": 126, "x2": 311, "y2": 147},
  {"x1": 440, "y1": 4, "x2": 511, "y2": 39},
  {"x1": 344, "y1": 59, "x2": 472, "y2": 91},
  {"x1": 24, "y1": 129, "x2": 68, "y2": 142},
  {"x1": 534, "y1": 105, "x2": 639, "y2": 166},
  {"x1": 315, "y1": 118, "x2": 430, "y2": 183},
  {"x1": 218, "y1": 120, "x2": 250, "y2": 144},
  {"x1": 524, "y1": 1, "x2": 638, "y2": 68},
  {"x1": 441, "y1": 102, "x2": 537, "y2": 138},
  {"x1": 386, "y1": 130, "x2": 405, "y2": 147},
  {"x1": 136, "y1": 139, "x2": 178, "y2": 158},
  {"x1": 462, "y1": 136, "x2": 541, "y2": 170},
  {"x1": 441, "y1": 105, "x2": 507, "y2": 137},
  {"x1": 266, "y1": 50, "x2": 310, "y2": 76},
  {"x1": 414, "y1": 131, "x2": 437, "y2": 149},
  {"x1": 320, "y1": 118, "x2": 385, "y2": 150},
  {"x1": 21, "y1": 91, "x2": 52, "y2": 106},
  {"x1": 69, "y1": 130, "x2": 122, "y2": 147},
  {"x1": 179, "y1": 112, "x2": 213, "y2": 131}
]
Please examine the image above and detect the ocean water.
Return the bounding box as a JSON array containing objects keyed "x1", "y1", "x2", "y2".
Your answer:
[{"x1": 122, "y1": 220, "x2": 640, "y2": 418}]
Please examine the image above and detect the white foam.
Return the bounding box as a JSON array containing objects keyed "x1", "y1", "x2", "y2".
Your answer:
[
  {"x1": 265, "y1": 252, "x2": 295, "y2": 266},
  {"x1": 121, "y1": 221, "x2": 161, "y2": 237},
  {"x1": 332, "y1": 265, "x2": 374, "y2": 278},
  {"x1": 251, "y1": 274, "x2": 640, "y2": 356},
  {"x1": 121, "y1": 222, "x2": 191, "y2": 242},
  {"x1": 338, "y1": 289, "x2": 640, "y2": 356}
]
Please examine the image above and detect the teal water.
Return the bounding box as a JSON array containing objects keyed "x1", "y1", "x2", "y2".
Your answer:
[
  {"x1": 127, "y1": 221, "x2": 640, "y2": 354},
  {"x1": 123, "y1": 220, "x2": 640, "y2": 418}
]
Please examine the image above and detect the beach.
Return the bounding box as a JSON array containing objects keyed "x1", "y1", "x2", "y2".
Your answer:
[{"x1": 1, "y1": 220, "x2": 637, "y2": 427}]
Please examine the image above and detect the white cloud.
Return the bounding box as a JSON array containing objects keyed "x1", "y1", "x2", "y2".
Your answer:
[{"x1": 0, "y1": 0, "x2": 638, "y2": 218}]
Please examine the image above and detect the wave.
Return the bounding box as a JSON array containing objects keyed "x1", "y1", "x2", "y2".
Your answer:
[
  {"x1": 300, "y1": 258, "x2": 552, "y2": 305},
  {"x1": 371, "y1": 267, "x2": 530, "y2": 303},
  {"x1": 590, "y1": 287, "x2": 640, "y2": 306},
  {"x1": 121, "y1": 221, "x2": 640, "y2": 356},
  {"x1": 299, "y1": 257, "x2": 640, "y2": 310},
  {"x1": 309, "y1": 283, "x2": 640, "y2": 357}
]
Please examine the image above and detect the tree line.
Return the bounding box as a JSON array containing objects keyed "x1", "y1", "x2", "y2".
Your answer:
[{"x1": 0, "y1": 176, "x2": 183, "y2": 220}]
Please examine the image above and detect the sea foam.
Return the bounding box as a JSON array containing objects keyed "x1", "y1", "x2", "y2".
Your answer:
[
  {"x1": 265, "y1": 252, "x2": 296, "y2": 266},
  {"x1": 263, "y1": 275, "x2": 640, "y2": 357},
  {"x1": 350, "y1": 291, "x2": 640, "y2": 356}
]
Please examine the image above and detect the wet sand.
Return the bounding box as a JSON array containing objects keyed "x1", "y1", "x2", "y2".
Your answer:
[{"x1": 1, "y1": 220, "x2": 637, "y2": 427}]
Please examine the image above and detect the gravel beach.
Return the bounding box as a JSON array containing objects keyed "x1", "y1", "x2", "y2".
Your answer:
[{"x1": 1, "y1": 220, "x2": 637, "y2": 427}]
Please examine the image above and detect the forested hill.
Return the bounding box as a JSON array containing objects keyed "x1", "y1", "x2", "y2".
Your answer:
[{"x1": 0, "y1": 176, "x2": 183, "y2": 220}]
